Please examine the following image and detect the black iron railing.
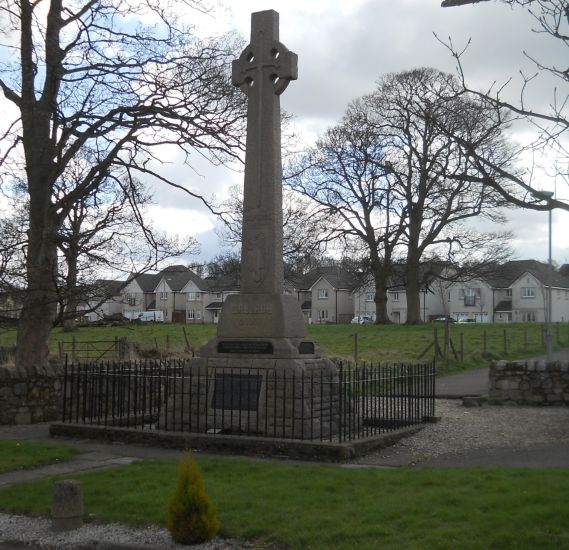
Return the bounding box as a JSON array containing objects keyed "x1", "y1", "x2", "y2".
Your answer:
[{"x1": 61, "y1": 359, "x2": 435, "y2": 442}]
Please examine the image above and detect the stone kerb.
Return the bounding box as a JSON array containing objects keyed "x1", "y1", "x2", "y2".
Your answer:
[
  {"x1": 0, "y1": 365, "x2": 63, "y2": 424},
  {"x1": 489, "y1": 360, "x2": 569, "y2": 405}
]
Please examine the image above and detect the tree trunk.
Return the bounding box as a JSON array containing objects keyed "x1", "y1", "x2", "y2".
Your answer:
[
  {"x1": 15, "y1": 155, "x2": 59, "y2": 368},
  {"x1": 405, "y1": 261, "x2": 423, "y2": 324},
  {"x1": 373, "y1": 267, "x2": 391, "y2": 324},
  {"x1": 15, "y1": 216, "x2": 59, "y2": 368},
  {"x1": 405, "y1": 218, "x2": 424, "y2": 324}
]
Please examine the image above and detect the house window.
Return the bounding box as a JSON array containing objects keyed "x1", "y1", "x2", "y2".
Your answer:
[
  {"x1": 318, "y1": 289, "x2": 329, "y2": 299},
  {"x1": 319, "y1": 309, "x2": 329, "y2": 320},
  {"x1": 187, "y1": 309, "x2": 201, "y2": 320},
  {"x1": 126, "y1": 293, "x2": 136, "y2": 306},
  {"x1": 521, "y1": 287, "x2": 536, "y2": 298},
  {"x1": 187, "y1": 292, "x2": 199, "y2": 301},
  {"x1": 506, "y1": 289, "x2": 512, "y2": 298},
  {"x1": 216, "y1": 292, "x2": 223, "y2": 300},
  {"x1": 523, "y1": 311, "x2": 536, "y2": 322},
  {"x1": 160, "y1": 291, "x2": 168, "y2": 301},
  {"x1": 392, "y1": 292, "x2": 400, "y2": 302},
  {"x1": 365, "y1": 292, "x2": 375, "y2": 302},
  {"x1": 464, "y1": 288, "x2": 476, "y2": 307}
]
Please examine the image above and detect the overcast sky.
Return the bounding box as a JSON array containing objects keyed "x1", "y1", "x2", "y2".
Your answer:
[{"x1": 144, "y1": 0, "x2": 569, "y2": 267}]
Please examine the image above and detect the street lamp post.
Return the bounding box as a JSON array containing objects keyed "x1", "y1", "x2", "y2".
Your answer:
[
  {"x1": 538, "y1": 191, "x2": 554, "y2": 363},
  {"x1": 547, "y1": 201, "x2": 553, "y2": 363}
]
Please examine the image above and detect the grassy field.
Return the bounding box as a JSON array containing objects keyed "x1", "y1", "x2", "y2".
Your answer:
[
  {"x1": 0, "y1": 457, "x2": 568, "y2": 549},
  {"x1": 0, "y1": 321, "x2": 563, "y2": 374},
  {"x1": 0, "y1": 441, "x2": 79, "y2": 474}
]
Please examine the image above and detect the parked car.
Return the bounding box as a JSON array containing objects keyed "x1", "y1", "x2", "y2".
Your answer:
[
  {"x1": 137, "y1": 310, "x2": 165, "y2": 323},
  {"x1": 433, "y1": 317, "x2": 456, "y2": 323},
  {"x1": 458, "y1": 318, "x2": 476, "y2": 323},
  {"x1": 350, "y1": 315, "x2": 374, "y2": 324}
]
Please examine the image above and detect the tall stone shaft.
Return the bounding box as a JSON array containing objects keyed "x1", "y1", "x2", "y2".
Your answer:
[
  {"x1": 232, "y1": 10, "x2": 298, "y2": 295},
  {"x1": 207, "y1": 9, "x2": 304, "y2": 344}
]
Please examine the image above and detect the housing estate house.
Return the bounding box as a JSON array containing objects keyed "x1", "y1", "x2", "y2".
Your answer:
[
  {"x1": 444, "y1": 277, "x2": 494, "y2": 323},
  {"x1": 354, "y1": 283, "x2": 445, "y2": 324},
  {"x1": 288, "y1": 266, "x2": 358, "y2": 324},
  {"x1": 121, "y1": 265, "x2": 238, "y2": 324},
  {"x1": 121, "y1": 272, "x2": 161, "y2": 320},
  {"x1": 353, "y1": 264, "x2": 447, "y2": 324},
  {"x1": 90, "y1": 259, "x2": 569, "y2": 325},
  {"x1": 355, "y1": 260, "x2": 569, "y2": 324},
  {"x1": 201, "y1": 273, "x2": 240, "y2": 324},
  {"x1": 486, "y1": 260, "x2": 569, "y2": 323},
  {"x1": 153, "y1": 265, "x2": 213, "y2": 323},
  {"x1": 77, "y1": 279, "x2": 124, "y2": 322}
]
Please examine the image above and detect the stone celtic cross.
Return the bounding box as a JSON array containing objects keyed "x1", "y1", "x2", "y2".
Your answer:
[{"x1": 232, "y1": 10, "x2": 298, "y2": 295}]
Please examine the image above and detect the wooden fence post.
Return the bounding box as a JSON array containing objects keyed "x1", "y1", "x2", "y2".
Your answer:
[
  {"x1": 483, "y1": 330, "x2": 487, "y2": 355},
  {"x1": 556, "y1": 322, "x2": 560, "y2": 345},
  {"x1": 460, "y1": 332, "x2": 464, "y2": 361},
  {"x1": 503, "y1": 328, "x2": 507, "y2": 354},
  {"x1": 354, "y1": 333, "x2": 358, "y2": 365},
  {"x1": 434, "y1": 327, "x2": 439, "y2": 359}
]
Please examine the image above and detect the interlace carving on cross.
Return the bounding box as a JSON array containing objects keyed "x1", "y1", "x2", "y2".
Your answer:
[{"x1": 232, "y1": 40, "x2": 298, "y2": 96}]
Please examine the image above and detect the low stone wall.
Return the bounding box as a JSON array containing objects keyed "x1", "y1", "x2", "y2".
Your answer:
[
  {"x1": 0, "y1": 365, "x2": 64, "y2": 424},
  {"x1": 489, "y1": 360, "x2": 569, "y2": 406}
]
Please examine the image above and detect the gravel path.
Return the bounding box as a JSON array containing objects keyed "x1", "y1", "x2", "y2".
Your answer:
[
  {"x1": 353, "y1": 399, "x2": 569, "y2": 466},
  {"x1": 0, "y1": 513, "x2": 267, "y2": 549}
]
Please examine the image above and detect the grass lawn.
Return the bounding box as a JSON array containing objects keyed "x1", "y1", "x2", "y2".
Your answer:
[
  {"x1": 0, "y1": 441, "x2": 80, "y2": 474},
  {"x1": 0, "y1": 322, "x2": 563, "y2": 374},
  {"x1": 0, "y1": 457, "x2": 567, "y2": 549}
]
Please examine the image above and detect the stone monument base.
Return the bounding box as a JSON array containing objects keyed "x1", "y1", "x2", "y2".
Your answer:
[{"x1": 158, "y1": 355, "x2": 340, "y2": 440}]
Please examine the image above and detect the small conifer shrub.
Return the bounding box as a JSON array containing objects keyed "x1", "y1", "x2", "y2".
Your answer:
[{"x1": 166, "y1": 451, "x2": 219, "y2": 545}]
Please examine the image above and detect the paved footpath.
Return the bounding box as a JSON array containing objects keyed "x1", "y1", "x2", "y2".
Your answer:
[{"x1": 435, "y1": 367, "x2": 489, "y2": 398}]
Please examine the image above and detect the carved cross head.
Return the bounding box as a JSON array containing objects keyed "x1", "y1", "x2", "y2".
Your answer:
[{"x1": 232, "y1": 10, "x2": 298, "y2": 96}]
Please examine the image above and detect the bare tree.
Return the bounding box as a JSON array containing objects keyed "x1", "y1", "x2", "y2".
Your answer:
[
  {"x1": 439, "y1": 0, "x2": 569, "y2": 210},
  {"x1": 55, "y1": 174, "x2": 199, "y2": 329},
  {"x1": 288, "y1": 109, "x2": 405, "y2": 323},
  {"x1": 0, "y1": 1, "x2": 246, "y2": 368},
  {"x1": 290, "y1": 68, "x2": 514, "y2": 324},
  {"x1": 366, "y1": 69, "x2": 513, "y2": 323}
]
